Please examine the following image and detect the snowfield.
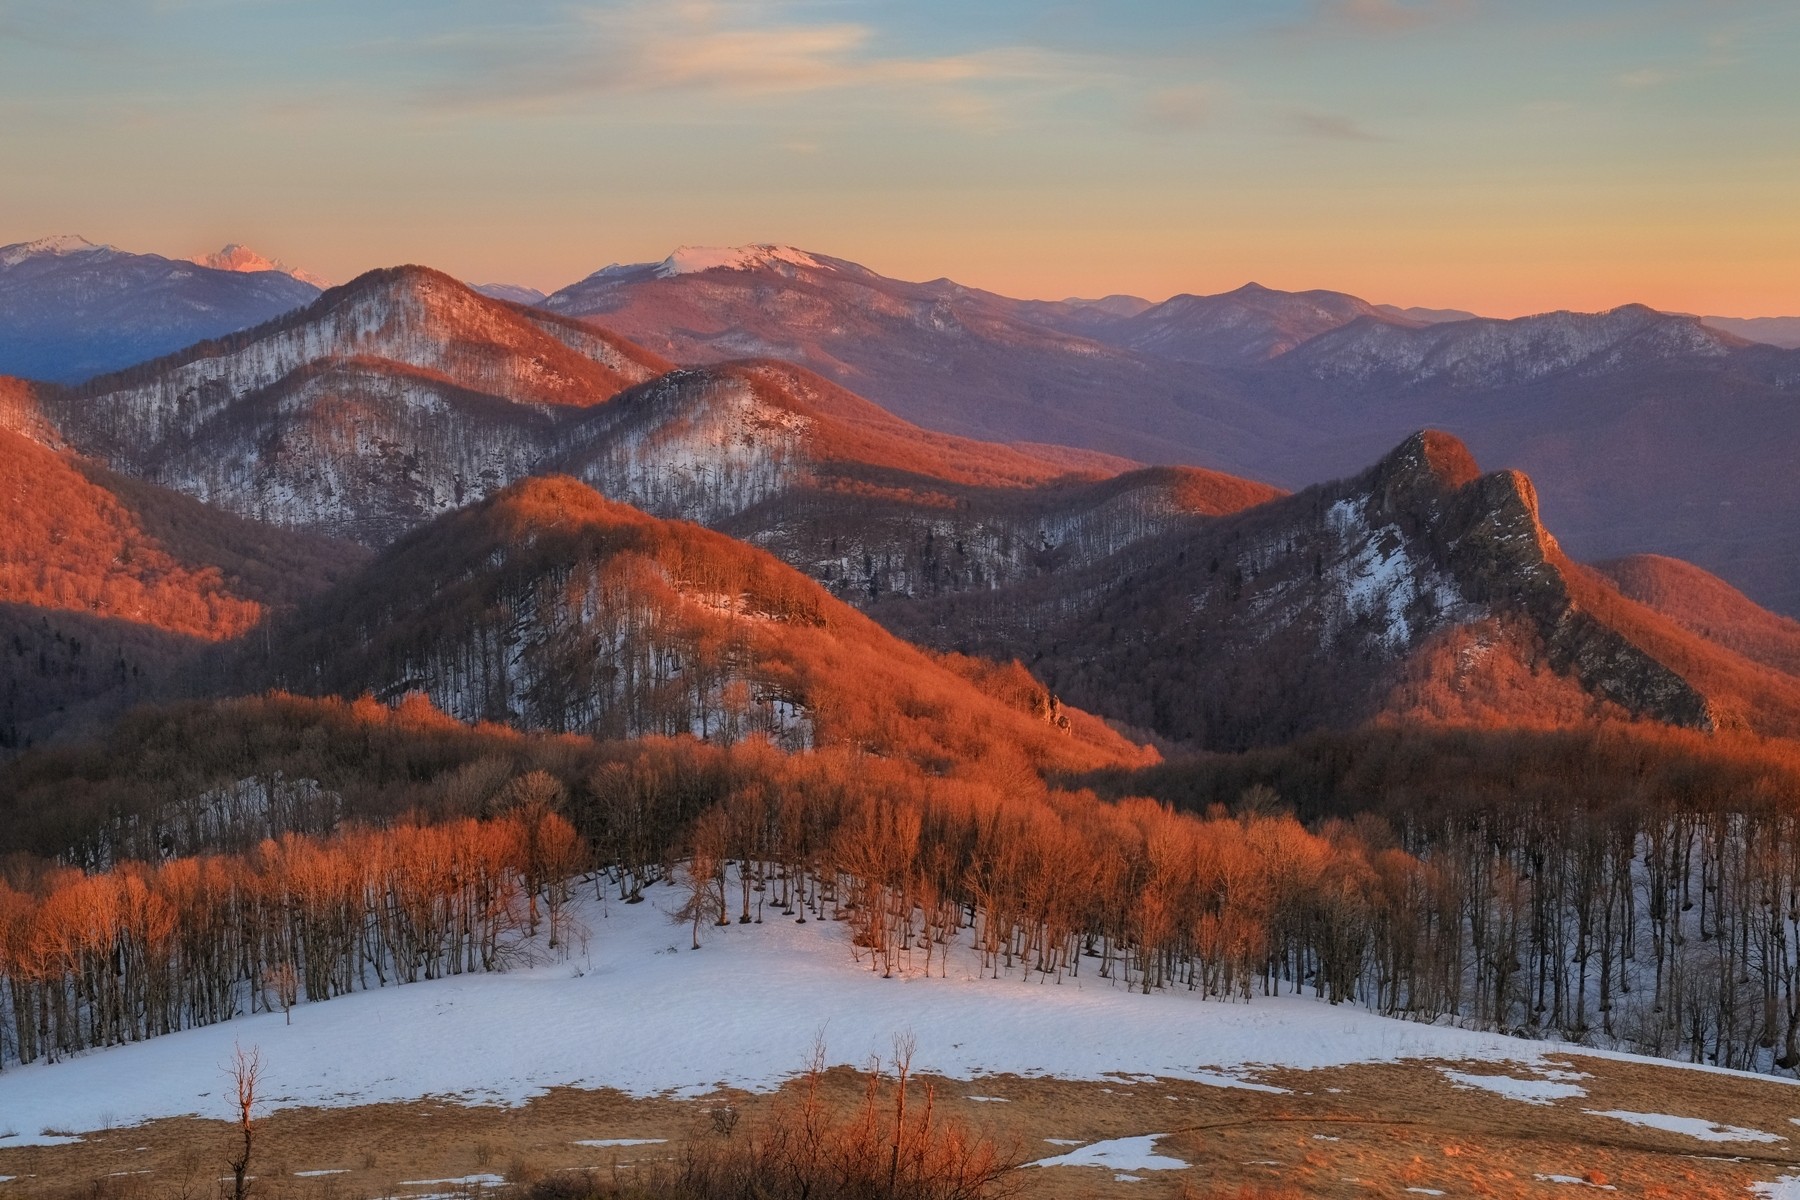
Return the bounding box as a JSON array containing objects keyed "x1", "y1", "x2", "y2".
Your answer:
[{"x1": 0, "y1": 883, "x2": 1792, "y2": 1145}]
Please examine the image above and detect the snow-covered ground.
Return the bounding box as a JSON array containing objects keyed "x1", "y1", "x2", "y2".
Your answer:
[{"x1": 0, "y1": 884, "x2": 1792, "y2": 1146}]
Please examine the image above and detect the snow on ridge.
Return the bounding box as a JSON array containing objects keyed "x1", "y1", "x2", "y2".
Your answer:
[
  {"x1": 657, "y1": 245, "x2": 823, "y2": 278},
  {"x1": 576, "y1": 372, "x2": 813, "y2": 527},
  {"x1": 1, "y1": 234, "x2": 107, "y2": 266},
  {"x1": 1302, "y1": 304, "x2": 1734, "y2": 386}
]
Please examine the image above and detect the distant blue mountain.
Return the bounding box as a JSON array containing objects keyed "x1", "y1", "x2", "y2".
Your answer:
[{"x1": 0, "y1": 235, "x2": 321, "y2": 383}]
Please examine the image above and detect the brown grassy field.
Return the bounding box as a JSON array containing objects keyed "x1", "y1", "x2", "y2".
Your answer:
[{"x1": 5, "y1": 1051, "x2": 1799, "y2": 1199}]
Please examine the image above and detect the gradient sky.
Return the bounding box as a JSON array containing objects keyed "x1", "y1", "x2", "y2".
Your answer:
[{"x1": 2, "y1": 0, "x2": 1796, "y2": 316}]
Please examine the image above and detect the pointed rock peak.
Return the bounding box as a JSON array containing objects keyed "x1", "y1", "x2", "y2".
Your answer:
[
  {"x1": 1489, "y1": 468, "x2": 1540, "y2": 523},
  {"x1": 194, "y1": 243, "x2": 279, "y2": 273},
  {"x1": 191, "y1": 243, "x2": 331, "y2": 287},
  {"x1": 656, "y1": 245, "x2": 823, "y2": 278},
  {"x1": 1375, "y1": 430, "x2": 1482, "y2": 493}
]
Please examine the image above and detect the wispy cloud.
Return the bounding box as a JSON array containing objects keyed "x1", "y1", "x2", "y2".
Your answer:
[{"x1": 422, "y1": 0, "x2": 1086, "y2": 121}]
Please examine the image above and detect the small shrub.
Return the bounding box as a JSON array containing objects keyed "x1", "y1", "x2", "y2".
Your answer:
[{"x1": 521, "y1": 1044, "x2": 1018, "y2": 1200}]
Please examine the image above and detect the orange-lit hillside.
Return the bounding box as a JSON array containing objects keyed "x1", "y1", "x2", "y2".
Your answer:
[
  {"x1": 1557, "y1": 555, "x2": 1800, "y2": 738},
  {"x1": 253, "y1": 475, "x2": 1153, "y2": 778},
  {"x1": 1, "y1": 426, "x2": 261, "y2": 641},
  {"x1": 1599, "y1": 553, "x2": 1800, "y2": 678},
  {"x1": 0, "y1": 422, "x2": 363, "y2": 747}
]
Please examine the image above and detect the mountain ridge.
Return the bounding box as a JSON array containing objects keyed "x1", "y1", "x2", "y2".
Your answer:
[
  {"x1": 246, "y1": 472, "x2": 1153, "y2": 774},
  {"x1": 534, "y1": 243, "x2": 1800, "y2": 616},
  {"x1": 872, "y1": 429, "x2": 1800, "y2": 749}
]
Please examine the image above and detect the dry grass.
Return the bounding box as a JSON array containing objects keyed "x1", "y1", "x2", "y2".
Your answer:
[{"x1": 5, "y1": 1052, "x2": 1799, "y2": 1198}]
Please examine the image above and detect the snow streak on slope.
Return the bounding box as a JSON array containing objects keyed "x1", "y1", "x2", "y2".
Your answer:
[
  {"x1": 572, "y1": 370, "x2": 813, "y2": 527},
  {"x1": 1322, "y1": 497, "x2": 1466, "y2": 650},
  {"x1": 0, "y1": 880, "x2": 1783, "y2": 1145}
]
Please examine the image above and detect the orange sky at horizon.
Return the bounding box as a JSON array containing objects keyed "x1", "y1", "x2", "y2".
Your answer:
[{"x1": 8, "y1": 0, "x2": 1796, "y2": 319}]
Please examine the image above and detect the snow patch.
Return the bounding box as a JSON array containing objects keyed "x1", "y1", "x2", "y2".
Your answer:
[
  {"x1": 191, "y1": 244, "x2": 330, "y2": 287},
  {"x1": 1440, "y1": 1068, "x2": 1587, "y2": 1105},
  {"x1": 1534, "y1": 1175, "x2": 1615, "y2": 1190},
  {"x1": 1583, "y1": 1110, "x2": 1783, "y2": 1143},
  {"x1": 1188, "y1": 1070, "x2": 1288, "y2": 1094},
  {"x1": 1026, "y1": 1134, "x2": 1187, "y2": 1172},
  {"x1": 1322, "y1": 498, "x2": 1463, "y2": 649}
]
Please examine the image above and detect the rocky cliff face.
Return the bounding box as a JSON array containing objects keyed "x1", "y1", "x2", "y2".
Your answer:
[{"x1": 873, "y1": 431, "x2": 1764, "y2": 749}]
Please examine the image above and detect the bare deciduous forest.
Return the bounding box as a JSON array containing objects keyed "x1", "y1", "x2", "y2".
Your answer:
[{"x1": 7, "y1": 694, "x2": 1800, "y2": 1077}]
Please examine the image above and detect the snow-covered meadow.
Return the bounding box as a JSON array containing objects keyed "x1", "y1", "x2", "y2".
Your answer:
[{"x1": 0, "y1": 881, "x2": 1792, "y2": 1148}]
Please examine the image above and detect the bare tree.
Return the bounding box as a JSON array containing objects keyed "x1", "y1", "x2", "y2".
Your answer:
[
  {"x1": 266, "y1": 962, "x2": 297, "y2": 1025},
  {"x1": 225, "y1": 1042, "x2": 262, "y2": 1200}
]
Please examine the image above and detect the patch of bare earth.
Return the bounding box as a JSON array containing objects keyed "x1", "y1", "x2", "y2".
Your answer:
[{"x1": 5, "y1": 1054, "x2": 1799, "y2": 1198}]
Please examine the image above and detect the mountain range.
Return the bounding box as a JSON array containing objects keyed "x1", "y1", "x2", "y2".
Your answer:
[
  {"x1": 4, "y1": 232, "x2": 1798, "y2": 625},
  {"x1": 5, "y1": 261, "x2": 1798, "y2": 763},
  {"x1": 536, "y1": 245, "x2": 1800, "y2": 616}
]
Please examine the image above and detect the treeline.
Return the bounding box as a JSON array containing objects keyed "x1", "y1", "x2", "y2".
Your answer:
[
  {"x1": 9, "y1": 695, "x2": 1800, "y2": 1075},
  {"x1": 0, "y1": 800, "x2": 578, "y2": 1067}
]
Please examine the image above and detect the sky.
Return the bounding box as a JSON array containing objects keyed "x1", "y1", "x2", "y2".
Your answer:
[{"x1": 1, "y1": 0, "x2": 1796, "y2": 316}]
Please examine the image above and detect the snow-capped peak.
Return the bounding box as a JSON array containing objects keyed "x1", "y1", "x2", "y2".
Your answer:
[
  {"x1": 191, "y1": 243, "x2": 331, "y2": 288},
  {"x1": 194, "y1": 243, "x2": 279, "y2": 274},
  {"x1": 655, "y1": 244, "x2": 823, "y2": 279},
  {"x1": 1, "y1": 234, "x2": 108, "y2": 267}
]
